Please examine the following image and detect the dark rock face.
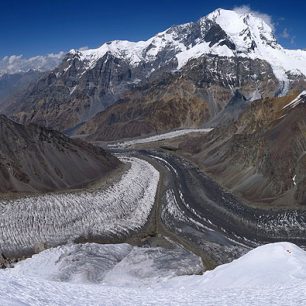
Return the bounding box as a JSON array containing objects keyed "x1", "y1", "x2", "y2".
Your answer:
[
  {"x1": 76, "y1": 55, "x2": 279, "y2": 141},
  {"x1": 0, "y1": 115, "x2": 120, "y2": 193},
  {"x1": 204, "y1": 23, "x2": 236, "y2": 50},
  {"x1": 179, "y1": 94, "x2": 306, "y2": 207},
  {"x1": 207, "y1": 90, "x2": 249, "y2": 128},
  {"x1": 77, "y1": 77, "x2": 210, "y2": 141}
]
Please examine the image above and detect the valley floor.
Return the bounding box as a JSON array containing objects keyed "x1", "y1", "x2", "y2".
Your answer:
[{"x1": 1, "y1": 130, "x2": 306, "y2": 305}]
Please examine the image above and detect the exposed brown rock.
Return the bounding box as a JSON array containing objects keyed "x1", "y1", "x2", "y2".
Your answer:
[
  {"x1": 179, "y1": 93, "x2": 306, "y2": 207},
  {"x1": 76, "y1": 55, "x2": 281, "y2": 141},
  {"x1": 0, "y1": 115, "x2": 120, "y2": 193},
  {"x1": 78, "y1": 77, "x2": 210, "y2": 141}
]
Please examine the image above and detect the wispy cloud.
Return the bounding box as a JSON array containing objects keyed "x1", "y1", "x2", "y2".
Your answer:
[
  {"x1": 281, "y1": 28, "x2": 290, "y2": 39},
  {"x1": 233, "y1": 5, "x2": 275, "y2": 31},
  {"x1": 0, "y1": 52, "x2": 66, "y2": 76},
  {"x1": 280, "y1": 27, "x2": 295, "y2": 44},
  {"x1": 233, "y1": 5, "x2": 298, "y2": 46}
]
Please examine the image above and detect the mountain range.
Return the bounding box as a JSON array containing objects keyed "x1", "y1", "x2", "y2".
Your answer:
[{"x1": 2, "y1": 8, "x2": 306, "y2": 140}]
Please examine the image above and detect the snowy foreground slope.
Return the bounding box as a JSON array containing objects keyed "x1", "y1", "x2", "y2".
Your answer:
[
  {"x1": 0, "y1": 242, "x2": 306, "y2": 305},
  {"x1": 0, "y1": 157, "x2": 159, "y2": 256}
]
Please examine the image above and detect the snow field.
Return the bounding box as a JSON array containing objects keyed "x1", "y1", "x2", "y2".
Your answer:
[{"x1": 1, "y1": 242, "x2": 306, "y2": 305}]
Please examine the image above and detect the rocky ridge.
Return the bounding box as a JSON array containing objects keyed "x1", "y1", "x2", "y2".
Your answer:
[
  {"x1": 0, "y1": 115, "x2": 120, "y2": 193},
  {"x1": 4, "y1": 8, "x2": 306, "y2": 136},
  {"x1": 179, "y1": 92, "x2": 306, "y2": 206}
]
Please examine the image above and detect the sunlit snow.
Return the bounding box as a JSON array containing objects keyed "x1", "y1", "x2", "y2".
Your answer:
[
  {"x1": 70, "y1": 8, "x2": 306, "y2": 97},
  {"x1": 1, "y1": 242, "x2": 306, "y2": 305}
]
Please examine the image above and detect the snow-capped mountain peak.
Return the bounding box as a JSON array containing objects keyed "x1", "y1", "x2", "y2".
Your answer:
[
  {"x1": 204, "y1": 8, "x2": 278, "y2": 52},
  {"x1": 64, "y1": 7, "x2": 306, "y2": 93},
  {"x1": 0, "y1": 52, "x2": 65, "y2": 77}
]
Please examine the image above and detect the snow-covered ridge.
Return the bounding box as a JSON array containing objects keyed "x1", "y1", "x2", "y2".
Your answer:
[
  {"x1": 69, "y1": 8, "x2": 306, "y2": 91},
  {"x1": 0, "y1": 156, "x2": 159, "y2": 255},
  {"x1": 1, "y1": 242, "x2": 306, "y2": 305}
]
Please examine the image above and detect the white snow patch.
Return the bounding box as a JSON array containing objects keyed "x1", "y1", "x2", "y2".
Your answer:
[
  {"x1": 283, "y1": 91, "x2": 306, "y2": 109},
  {"x1": 198, "y1": 242, "x2": 306, "y2": 288},
  {"x1": 1, "y1": 242, "x2": 306, "y2": 305}
]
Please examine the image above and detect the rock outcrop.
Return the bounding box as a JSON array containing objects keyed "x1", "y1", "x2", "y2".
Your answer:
[
  {"x1": 179, "y1": 93, "x2": 306, "y2": 206},
  {"x1": 0, "y1": 115, "x2": 120, "y2": 193},
  {"x1": 4, "y1": 9, "x2": 306, "y2": 136}
]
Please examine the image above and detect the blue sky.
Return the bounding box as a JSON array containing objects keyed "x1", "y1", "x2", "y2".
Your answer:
[{"x1": 1, "y1": 0, "x2": 305, "y2": 57}]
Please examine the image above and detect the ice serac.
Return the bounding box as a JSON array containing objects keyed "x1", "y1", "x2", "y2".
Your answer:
[
  {"x1": 6, "y1": 8, "x2": 306, "y2": 134},
  {"x1": 1, "y1": 242, "x2": 306, "y2": 305}
]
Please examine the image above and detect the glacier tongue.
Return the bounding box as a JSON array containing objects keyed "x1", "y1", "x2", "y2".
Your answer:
[{"x1": 0, "y1": 156, "x2": 159, "y2": 257}]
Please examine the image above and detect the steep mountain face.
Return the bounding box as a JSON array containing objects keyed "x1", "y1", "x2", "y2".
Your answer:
[
  {"x1": 5, "y1": 8, "x2": 306, "y2": 135},
  {"x1": 179, "y1": 92, "x2": 306, "y2": 206},
  {"x1": 77, "y1": 76, "x2": 210, "y2": 140},
  {"x1": 0, "y1": 115, "x2": 120, "y2": 193},
  {"x1": 78, "y1": 54, "x2": 279, "y2": 140}
]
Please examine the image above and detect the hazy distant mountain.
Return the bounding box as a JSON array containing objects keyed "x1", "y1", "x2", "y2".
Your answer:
[
  {"x1": 0, "y1": 52, "x2": 65, "y2": 77},
  {"x1": 0, "y1": 52, "x2": 65, "y2": 111}
]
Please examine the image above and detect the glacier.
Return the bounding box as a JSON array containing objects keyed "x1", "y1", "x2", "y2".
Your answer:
[{"x1": 0, "y1": 156, "x2": 159, "y2": 256}]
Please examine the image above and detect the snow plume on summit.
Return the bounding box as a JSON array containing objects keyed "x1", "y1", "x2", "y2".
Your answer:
[{"x1": 233, "y1": 5, "x2": 275, "y2": 30}]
